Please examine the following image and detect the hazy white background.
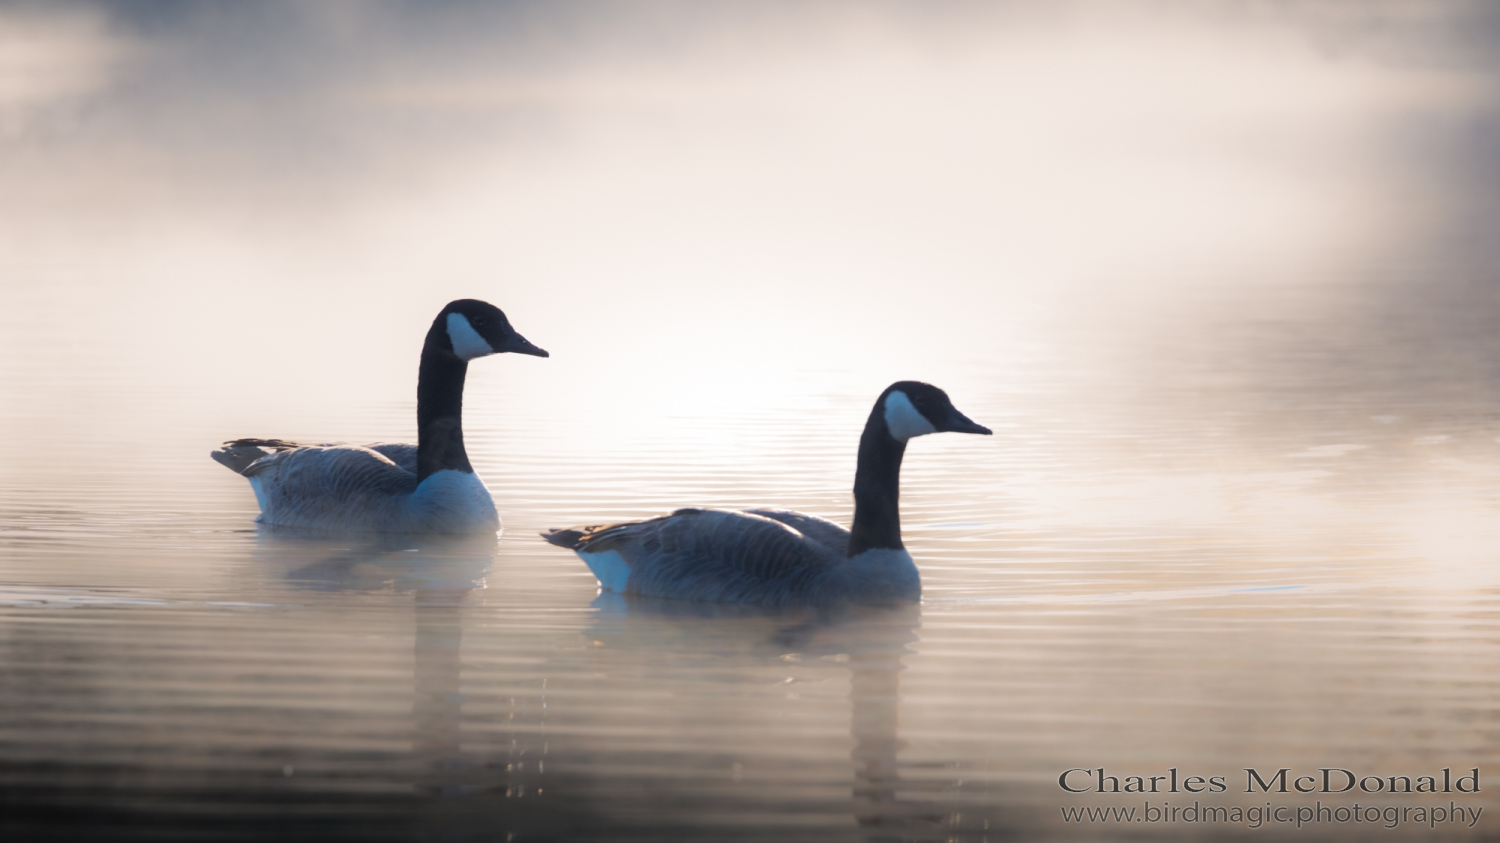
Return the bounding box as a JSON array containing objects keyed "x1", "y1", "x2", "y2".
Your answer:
[
  {"x1": 4, "y1": 0, "x2": 1496, "y2": 433},
  {"x1": 5, "y1": 0, "x2": 1500, "y2": 573}
]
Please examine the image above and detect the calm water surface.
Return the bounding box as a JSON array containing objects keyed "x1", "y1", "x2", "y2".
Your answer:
[{"x1": 3, "y1": 270, "x2": 1499, "y2": 842}]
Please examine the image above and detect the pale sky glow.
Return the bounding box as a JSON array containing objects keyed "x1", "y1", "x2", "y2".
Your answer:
[
  {"x1": 1, "y1": 0, "x2": 1497, "y2": 484},
  {"x1": 0, "y1": 6, "x2": 123, "y2": 137}
]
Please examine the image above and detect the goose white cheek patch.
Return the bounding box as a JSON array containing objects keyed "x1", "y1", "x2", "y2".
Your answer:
[
  {"x1": 884, "y1": 391, "x2": 937, "y2": 440},
  {"x1": 446, "y1": 312, "x2": 496, "y2": 360}
]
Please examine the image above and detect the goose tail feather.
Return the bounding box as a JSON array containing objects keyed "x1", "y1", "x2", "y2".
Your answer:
[
  {"x1": 540, "y1": 527, "x2": 589, "y2": 549},
  {"x1": 210, "y1": 438, "x2": 301, "y2": 475}
]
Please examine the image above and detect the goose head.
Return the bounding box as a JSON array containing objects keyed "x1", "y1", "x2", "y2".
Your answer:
[
  {"x1": 880, "y1": 381, "x2": 992, "y2": 442},
  {"x1": 438, "y1": 299, "x2": 549, "y2": 361}
]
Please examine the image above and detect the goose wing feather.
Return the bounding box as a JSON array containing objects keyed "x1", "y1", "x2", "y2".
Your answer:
[
  {"x1": 573, "y1": 508, "x2": 844, "y2": 604},
  {"x1": 241, "y1": 444, "x2": 418, "y2": 529},
  {"x1": 743, "y1": 509, "x2": 850, "y2": 556},
  {"x1": 365, "y1": 442, "x2": 418, "y2": 474}
]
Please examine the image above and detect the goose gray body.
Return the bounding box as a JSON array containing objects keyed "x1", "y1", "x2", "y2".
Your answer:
[
  {"x1": 212, "y1": 300, "x2": 547, "y2": 534},
  {"x1": 545, "y1": 508, "x2": 916, "y2": 607},
  {"x1": 215, "y1": 439, "x2": 495, "y2": 533},
  {"x1": 543, "y1": 381, "x2": 990, "y2": 607}
]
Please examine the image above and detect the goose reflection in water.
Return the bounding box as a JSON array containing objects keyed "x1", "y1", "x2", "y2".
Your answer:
[
  {"x1": 249, "y1": 529, "x2": 496, "y2": 798},
  {"x1": 589, "y1": 594, "x2": 951, "y2": 839}
]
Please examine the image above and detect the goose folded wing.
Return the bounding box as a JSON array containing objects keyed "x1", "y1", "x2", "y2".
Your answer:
[
  {"x1": 606, "y1": 508, "x2": 841, "y2": 603},
  {"x1": 366, "y1": 442, "x2": 418, "y2": 475},
  {"x1": 244, "y1": 444, "x2": 418, "y2": 501},
  {"x1": 744, "y1": 509, "x2": 850, "y2": 556}
]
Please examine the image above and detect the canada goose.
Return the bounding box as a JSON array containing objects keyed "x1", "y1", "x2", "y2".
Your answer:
[
  {"x1": 211, "y1": 299, "x2": 547, "y2": 534},
  {"x1": 542, "y1": 381, "x2": 990, "y2": 606}
]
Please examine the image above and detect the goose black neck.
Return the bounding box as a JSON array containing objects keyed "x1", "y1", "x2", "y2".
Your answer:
[
  {"x1": 415, "y1": 337, "x2": 472, "y2": 482},
  {"x1": 848, "y1": 408, "x2": 906, "y2": 557}
]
